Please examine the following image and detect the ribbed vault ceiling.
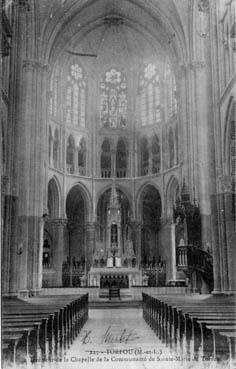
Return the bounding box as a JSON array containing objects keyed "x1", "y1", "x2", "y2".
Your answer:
[{"x1": 37, "y1": 0, "x2": 188, "y2": 65}]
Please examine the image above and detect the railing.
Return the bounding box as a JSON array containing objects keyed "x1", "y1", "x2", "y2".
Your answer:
[
  {"x1": 176, "y1": 246, "x2": 188, "y2": 268},
  {"x1": 101, "y1": 169, "x2": 111, "y2": 178},
  {"x1": 141, "y1": 166, "x2": 149, "y2": 176},
  {"x1": 142, "y1": 265, "x2": 166, "y2": 287},
  {"x1": 78, "y1": 166, "x2": 86, "y2": 176},
  {"x1": 62, "y1": 262, "x2": 86, "y2": 287},
  {"x1": 116, "y1": 168, "x2": 126, "y2": 178},
  {"x1": 66, "y1": 164, "x2": 74, "y2": 174}
]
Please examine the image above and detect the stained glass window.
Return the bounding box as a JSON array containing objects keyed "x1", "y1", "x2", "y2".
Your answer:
[
  {"x1": 100, "y1": 68, "x2": 127, "y2": 128},
  {"x1": 66, "y1": 63, "x2": 86, "y2": 127},
  {"x1": 165, "y1": 63, "x2": 177, "y2": 119},
  {"x1": 49, "y1": 66, "x2": 59, "y2": 118},
  {"x1": 139, "y1": 63, "x2": 161, "y2": 126}
]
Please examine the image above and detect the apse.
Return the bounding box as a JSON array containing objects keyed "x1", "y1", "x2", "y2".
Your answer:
[{"x1": 97, "y1": 187, "x2": 131, "y2": 250}]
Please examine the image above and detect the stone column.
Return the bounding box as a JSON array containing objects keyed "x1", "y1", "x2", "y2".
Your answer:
[
  {"x1": 148, "y1": 142, "x2": 153, "y2": 175},
  {"x1": 13, "y1": 0, "x2": 49, "y2": 295},
  {"x1": 191, "y1": 61, "x2": 212, "y2": 250},
  {"x1": 224, "y1": 191, "x2": 236, "y2": 293},
  {"x1": 37, "y1": 217, "x2": 45, "y2": 291},
  {"x1": 210, "y1": 193, "x2": 222, "y2": 294},
  {"x1": 129, "y1": 221, "x2": 142, "y2": 268},
  {"x1": 52, "y1": 219, "x2": 67, "y2": 286},
  {"x1": 111, "y1": 149, "x2": 116, "y2": 177},
  {"x1": 85, "y1": 222, "x2": 96, "y2": 272},
  {"x1": 170, "y1": 222, "x2": 177, "y2": 281}
]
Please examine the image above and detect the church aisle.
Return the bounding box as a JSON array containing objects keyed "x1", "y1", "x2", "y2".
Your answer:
[
  {"x1": 62, "y1": 307, "x2": 168, "y2": 369},
  {"x1": 46, "y1": 308, "x2": 223, "y2": 369}
]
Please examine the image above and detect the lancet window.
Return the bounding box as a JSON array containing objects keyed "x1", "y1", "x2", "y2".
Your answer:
[
  {"x1": 140, "y1": 137, "x2": 149, "y2": 176},
  {"x1": 168, "y1": 128, "x2": 175, "y2": 168},
  {"x1": 66, "y1": 63, "x2": 86, "y2": 127},
  {"x1": 53, "y1": 129, "x2": 59, "y2": 169},
  {"x1": 66, "y1": 135, "x2": 75, "y2": 174},
  {"x1": 152, "y1": 135, "x2": 161, "y2": 174},
  {"x1": 78, "y1": 137, "x2": 86, "y2": 176},
  {"x1": 139, "y1": 63, "x2": 161, "y2": 126},
  {"x1": 100, "y1": 68, "x2": 127, "y2": 128},
  {"x1": 165, "y1": 63, "x2": 177, "y2": 119},
  {"x1": 101, "y1": 139, "x2": 111, "y2": 178},
  {"x1": 116, "y1": 139, "x2": 127, "y2": 178},
  {"x1": 49, "y1": 66, "x2": 60, "y2": 118}
]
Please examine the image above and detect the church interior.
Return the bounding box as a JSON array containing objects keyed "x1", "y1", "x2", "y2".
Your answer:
[{"x1": 1, "y1": 0, "x2": 236, "y2": 367}]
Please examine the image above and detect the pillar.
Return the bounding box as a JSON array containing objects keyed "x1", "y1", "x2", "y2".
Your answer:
[
  {"x1": 148, "y1": 142, "x2": 153, "y2": 175},
  {"x1": 129, "y1": 220, "x2": 142, "y2": 268},
  {"x1": 52, "y1": 219, "x2": 67, "y2": 286},
  {"x1": 170, "y1": 222, "x2": 177, "y2": 281},
  {"x1": 210, "y1": 193, "x2": 222, "y2": 294},
  {"x1": 111, "y1": 149, "x2": 116, "y2": 177},
  {"x1": 85, "y1": 222, "x2": 96, "y2": 272},
  {"x1": 13, "y1": 1, "x2": 48, "y2": 295}
]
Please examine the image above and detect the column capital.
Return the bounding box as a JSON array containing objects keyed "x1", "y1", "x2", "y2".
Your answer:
[
  {"x1": 197, "y1": 0, "x2": 210, "y2": 13},
  {"x1": 189, "y1": 60, "x2": 206, "y2": 70},
  {"x1": 45, "y1": 218, "x2": 67, "y2": 228},
  {"x1": 218, "y1": 175, "x2": 232, "y2": 193},
  {"x1": 179, "y1": 61, "x2": 206, "y2": 72},
  {"x1": 53, "y1": 218, "x2": 68, "y2": 228},
  {"x1": 85, "y1": 222, "x2": 97, "y2": 231},
  {"x1": 22, "y1": 59, "x2": 50, "y2": 73}
]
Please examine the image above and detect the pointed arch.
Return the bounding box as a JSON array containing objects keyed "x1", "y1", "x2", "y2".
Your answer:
[
  {"x1": 53, "y1": 128, "x2": 59, "y2": 169},
  {"x1": 100, "y1": 68, "x2": 127, "y2": 128},
  {"x1": 101, "y1": 139, "x2": 112, "y2": 178},
  {"x1": 66, "y1": 183, "x2": 92, "y2": 223},
  {"x1": 138, "y1": 63, "x2": 161, "y2": 126},
  {"x1": 78, "y1": 137, "x2": 87, "y2": 176},
  {"x1": 47, "y1": 176, "x2": 61, "y2": 218},
  {"x1": 168, "y1": 128, "x2": 174, "y2": 168},
  {"x1": 151, "y1": 134, "x2": 161, "y2": 174},
  {"x1": 65, "y1": 62, "x2": 86, "y2": 127},
  {"x1": 140, "y1": 136, "x2": 149, "y2": 176},
  {"x1": 166, "y1": 176, "x2": 180, "y2": 218},
  {"x1": 116, "y1": 138, "x2": 127, "y2": 178},
  {"x1": 66, "y1": 134, "x2": 75, "y2": 174}
]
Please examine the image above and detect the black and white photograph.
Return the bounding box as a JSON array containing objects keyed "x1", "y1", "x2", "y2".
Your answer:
[{"x1": 1, "y1": 0, "x2": 235, "y2": 368}]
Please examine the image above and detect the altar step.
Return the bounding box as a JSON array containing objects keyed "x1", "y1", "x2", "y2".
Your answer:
[
  {"x1": 89, "y1": 300, "x2": 142, "y2": 309},
  {"x1": 99, "y1": 288, "x2": 133, "y2": 301}
]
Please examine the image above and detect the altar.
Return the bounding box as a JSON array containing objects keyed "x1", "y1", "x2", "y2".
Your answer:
[
  {"x1": 89, "y1": 181, "x2": 142, "y2": 287},
  {"x1": 88, "y1": 267, "x2": 142, "y2": 287}
]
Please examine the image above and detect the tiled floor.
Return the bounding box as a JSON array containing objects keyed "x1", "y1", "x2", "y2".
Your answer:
[{"x1": 44, "y1": 308, "x2": 228, "y2": 369}]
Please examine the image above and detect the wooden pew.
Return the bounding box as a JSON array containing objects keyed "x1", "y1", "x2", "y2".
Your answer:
[
  {"x1": 2, "y1": 294, "x2": 88, "y2": 366},
  {"x1": 142, "y1": 293, "x2": 236, "y2": 362}
]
